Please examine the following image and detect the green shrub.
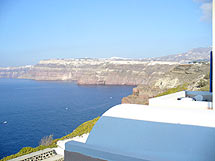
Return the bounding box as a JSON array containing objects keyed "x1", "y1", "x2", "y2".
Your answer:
[{"x1": 19, "y1": 147, "x2": 34, "y2": 154}]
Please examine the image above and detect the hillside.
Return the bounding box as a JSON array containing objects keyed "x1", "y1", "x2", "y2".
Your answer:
[{"x1": 122, "y1": 63, "x2": 210, "y2": 104}]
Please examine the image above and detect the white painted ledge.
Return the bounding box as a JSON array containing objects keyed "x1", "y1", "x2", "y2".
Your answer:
[
  {"x1": 54, "y1": 133, "x2": 89, "y2": 156},
  {"x1": 103, "y1": 104, "x2": 215, "y2": 128}
]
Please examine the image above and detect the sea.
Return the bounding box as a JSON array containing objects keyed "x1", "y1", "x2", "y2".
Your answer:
[{"x1": 0, "y1": 79, "x2": 134, "y2": 159}]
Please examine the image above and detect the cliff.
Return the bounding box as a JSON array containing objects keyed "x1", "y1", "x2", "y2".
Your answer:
[
  {"x1": 122, "y1": 63, "x2": 210, "y2": 104},
  {"x1": 0, "y1": 59, "x2": 209, "y2": 104},
  {"x1": 0, "y1": 47, "x2": 210, "y2": 86},
  {"x1": 0, "y1": 59, "x2": 179, "y2": 85}
]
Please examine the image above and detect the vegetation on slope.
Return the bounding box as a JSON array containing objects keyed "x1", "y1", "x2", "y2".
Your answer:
[
  {"x1": 154, "y1": 73, "x2": 210, "y2": 98},
  {"x1": 55, "y1": 116, "x2": 100, "y2": 142},
  {"x1": 0, "y1": 117, "x2": 100, "y2": 161},
  {"x1": 155, "y1": 84, "x2": 188, "y2": 97},
  {"x1": 156, "y1": 73, "x2": 210, "y2": 97}
]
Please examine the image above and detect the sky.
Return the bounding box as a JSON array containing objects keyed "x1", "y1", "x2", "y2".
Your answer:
[{"x1": 0, "y1": 0, "x2": 212, "y2": 66}]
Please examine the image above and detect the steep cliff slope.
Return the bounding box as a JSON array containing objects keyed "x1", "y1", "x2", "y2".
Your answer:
[
  {"x1": 122, "y1": 63, "x2": 210, "y2": 104},
  {"x1": 0, "y1": 59, "x2": 179, "y2": 85}
]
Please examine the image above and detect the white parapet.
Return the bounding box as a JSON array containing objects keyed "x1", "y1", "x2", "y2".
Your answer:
[
  {"x1": 54, "y1": 133, "x2": 89, "y2": 156},
  {"x1": 102, "y1": 104, "x2": 215, "y2": 128}
]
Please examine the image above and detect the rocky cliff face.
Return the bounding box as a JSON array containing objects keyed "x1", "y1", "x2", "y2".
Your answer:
[
  {"x1": 0, "y1": 58, "x2": 179, "y2": 85},
  {"x1": 0, "y1": 66, "x2": 32, "y2": 78},
  {"x1": 0, "y1": 47, "x2": 210, "y2": 86},
  {"x1": 122, "y1": 63, "x2": 210, "y2": 104}
]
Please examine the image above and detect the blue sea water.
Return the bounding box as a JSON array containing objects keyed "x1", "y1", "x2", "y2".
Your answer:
[{"x1": 0, "y1": 79, "x2": 134, "y2": 159}]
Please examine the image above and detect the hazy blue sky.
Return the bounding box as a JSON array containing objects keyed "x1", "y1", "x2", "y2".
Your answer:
[{"x1": 0, "y1": 0, "x2": 212, "y2": 66}]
